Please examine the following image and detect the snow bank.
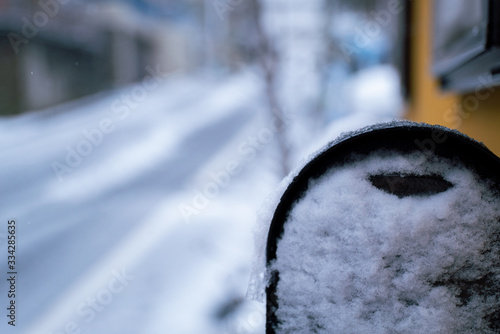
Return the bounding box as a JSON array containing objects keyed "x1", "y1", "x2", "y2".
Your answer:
[{"x1": 273, "y1": 149, "x2": 500, "y2": 333}]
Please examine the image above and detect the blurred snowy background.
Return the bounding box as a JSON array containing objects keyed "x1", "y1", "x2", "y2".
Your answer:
[{"x1": 0, "y1": 0, "x2": 405, "y2": 333}]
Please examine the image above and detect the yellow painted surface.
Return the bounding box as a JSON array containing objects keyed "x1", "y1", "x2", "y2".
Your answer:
[
  {"x1": 458, "y1": 91, "x2": 500, "y2": 154},
  {"x1": 406, "y1": 0, "x2": 500, "y2": 156}
]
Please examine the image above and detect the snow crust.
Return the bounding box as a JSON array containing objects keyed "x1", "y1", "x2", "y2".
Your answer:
[{"x1": 273, "y1": 149, "x2": 500, "y2": 333}]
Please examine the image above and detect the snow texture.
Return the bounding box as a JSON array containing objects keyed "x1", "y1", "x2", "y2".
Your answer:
[
  {"x1": 248, "y1": 121, "x2": 433, "y2": 301},
  {"x1": 272, "y1": 149, "x2": 500, "y2": 333}
]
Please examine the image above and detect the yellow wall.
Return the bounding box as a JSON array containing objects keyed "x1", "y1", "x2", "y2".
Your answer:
[{"x1": 406, "y1": 0, "x2": 500, "y2": 156}]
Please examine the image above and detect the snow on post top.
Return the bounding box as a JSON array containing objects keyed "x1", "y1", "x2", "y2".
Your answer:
[
  {"x1": 251, "y1": 121, "x2": 500, "y2": 333},
  {"x1": 273, "y1": 150, "x2": 500, "y2": 333}
]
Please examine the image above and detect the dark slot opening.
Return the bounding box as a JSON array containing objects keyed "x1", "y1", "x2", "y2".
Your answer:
[{"x1": 369, "y1": 174, "x2": 454, "y2": 198}]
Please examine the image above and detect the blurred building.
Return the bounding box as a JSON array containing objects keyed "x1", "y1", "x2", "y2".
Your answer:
[
  {"x1": 325, "y1": 0, "x2": 500, "y2": 156},
  {"x1": 0, "y1": 0, "x2": 195, "y2": 115},
  {"x1": 406, "y1": 0, "x2": 500, "y2": 156}
]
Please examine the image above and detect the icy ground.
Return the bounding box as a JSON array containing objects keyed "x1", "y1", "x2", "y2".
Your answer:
[
  {"x1": 0, "y1": 70, "x2": 274, "y2": 334},
  {"x1": 0, "y1": 66, "x2": 401, "y2": 334}
]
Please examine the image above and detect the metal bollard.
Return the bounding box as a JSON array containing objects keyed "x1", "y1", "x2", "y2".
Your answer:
[{"x1": 265, "y1": 122, "x2": 500, "y2": 333}]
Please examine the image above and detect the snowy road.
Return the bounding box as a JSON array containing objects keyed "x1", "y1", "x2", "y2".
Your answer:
[{"x1": 0, "y1": 72, "x2": 273, "y2": 334}]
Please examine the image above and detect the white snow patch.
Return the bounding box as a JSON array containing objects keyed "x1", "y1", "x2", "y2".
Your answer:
[{"x1": 273, "y1": 150, "x2": 500, "y2": 333}]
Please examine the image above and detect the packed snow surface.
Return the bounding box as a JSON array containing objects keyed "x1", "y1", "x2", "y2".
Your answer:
[{"x1": 273, "y1": 150, "x2": 500, "y2": 333}]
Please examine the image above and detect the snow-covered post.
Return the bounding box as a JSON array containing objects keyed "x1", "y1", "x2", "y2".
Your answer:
[{"x1": 261, "y1": 122, "x2": 500, "y2": 333}]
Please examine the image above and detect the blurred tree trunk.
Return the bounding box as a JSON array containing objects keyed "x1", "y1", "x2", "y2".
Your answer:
[{"x1": 249, "y1": 0, "x2": 290, "y2": 177}]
